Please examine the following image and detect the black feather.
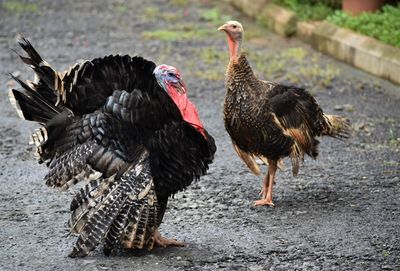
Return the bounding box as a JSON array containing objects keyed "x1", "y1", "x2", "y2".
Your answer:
[{"x1": 9, "y1": 37, "x2": 216, "y2": 257}]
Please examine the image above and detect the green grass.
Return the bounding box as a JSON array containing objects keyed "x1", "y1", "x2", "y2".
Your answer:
[
  {"x1": 192, "y1": 47, "x2": 227, "y2": 81},
  {"x1": 281, "y1": 47, "x2": 308, "y2": 62},
  {"x1": 114, "y1": 3, "x2": 129, "y2": 13},
  {"x1": 326, "y1": 4, "x2": 400, "y2": 48},
  {"x1": 161, "y1": 12, "x2": 183, "y2": 22},
  {"x1": 200, "y1": 8, "x2": 230, "y2": 25},
  {"x1": 195, "y1": 69, "x2": 225, "y2": 81},
  {"x1": 143, "y1": 7, "x2": 159, "y2": 18},
  {"x1": 388, "y1": 127, "x2": 400, "y2": 146},
  {"x1": 170, "y1": 0, "x2": 189, "y2": 7},
  {"x1": 193, "y1": 42, "x2": 340, "y2": 85},
  {"x1": 2, "y1": 1, "x2": 38, "y2": 14},
  {"x1": 142, "y1": 25, "x2": 214, "y2": 42},
  {"x1": 199, "y1": 47, "x2": 227, "y2": 64},
  {"x1": 245, "y1": 47, "x2": 340, "y2": 87}
]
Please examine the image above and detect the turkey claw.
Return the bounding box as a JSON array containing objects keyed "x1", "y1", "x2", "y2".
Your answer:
[
  {"x1": 154, "y1": 231, "x2": 185, "y2": 248},
  {"x1": 253, "y1": 199, "x2": 275, "y2": 207}
]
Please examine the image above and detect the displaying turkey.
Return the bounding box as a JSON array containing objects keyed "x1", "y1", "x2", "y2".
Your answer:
[
  {"x1": 218, "y1": 21, "x2": 351, "y2": 207},
  {"x1": 9, "y1": 37, "x2": 216, "y2": 257}
]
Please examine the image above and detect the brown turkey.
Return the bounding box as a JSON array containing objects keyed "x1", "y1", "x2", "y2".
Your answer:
[{"x1": 218, "y1": 21, "x2": 351, "y2": 207}]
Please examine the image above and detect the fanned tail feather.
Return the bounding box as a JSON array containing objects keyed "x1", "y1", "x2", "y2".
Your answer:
[
  {"x1": 121, "y1": 185, "x2": 158, "y2": 250},
  {"x1": 9, "y1": 75, "x2": 60, "y2": 123},
  {"x1": 16, "y1": 37, "x2": 62, "y2": 97},
  {"x1": 68, "y1": 149, "x2": 159, "y2": 258},
  {"x1": 323, "y1": 114, "x2": 352, "y2": 139}
]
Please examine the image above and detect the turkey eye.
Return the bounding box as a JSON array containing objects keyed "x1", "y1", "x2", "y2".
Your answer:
[
  {"x1": 167, "y1": 72, "x2": 175, "y2": 77},
  {"x1": 232, "y1": 25, "x2": 237, "y2": 29}
]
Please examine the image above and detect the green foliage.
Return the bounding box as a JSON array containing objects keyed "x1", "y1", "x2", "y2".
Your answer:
[
  {"x1": 200, "y1": 8, "x2": 230, "y2": 25},
  {"x1": 326, "y1": 5, "x2": 400, "y2": 48},
  {"x1": 2, "y1": 1, "x2": 38, "y2": 14},
  {"x1": 276, "y1": 0, "x2": 341, "y2": 9},
  {"x1": 273, "y1": 0, "x2": 337, "y2": 20}
]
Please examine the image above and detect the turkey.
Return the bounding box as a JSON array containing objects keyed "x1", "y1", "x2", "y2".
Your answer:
[
  {"x1": 9, "y1": 37, "x2": 216, "y2": 257},
  {"x1": 218, "y1": 21, "x2": 351, "y2": 207}
]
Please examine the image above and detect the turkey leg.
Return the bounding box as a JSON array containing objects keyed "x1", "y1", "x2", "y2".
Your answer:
[
  {"x1": 259, "y1": 169, "x2": 270, "y2": 199},
  {"x1": 254, "y1": 159, "x2": 277, "y2": 207},
  {"x1": 153, "y1": 230, "x2": 185, "y2": 248}
]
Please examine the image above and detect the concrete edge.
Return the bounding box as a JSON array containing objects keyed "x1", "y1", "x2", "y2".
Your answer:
[{"x1": 312, "y1": 22, "x2": 400, "y2": 85}]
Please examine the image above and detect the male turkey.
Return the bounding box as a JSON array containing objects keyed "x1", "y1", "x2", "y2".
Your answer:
[
  {"x1": 218, "y1": 21, "x2": 350, "y2": 207},
  {"x1": 9, "y1": 37, "x2": 216, "y2": 257}
]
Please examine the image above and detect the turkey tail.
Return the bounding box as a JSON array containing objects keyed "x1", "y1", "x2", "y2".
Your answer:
[
  {"x1": 323, "y1": 114, "x2": 352, "y2": 139},
  {"x1": 16, "y1": 37, "x2": 61, "y2": 101},
  {"x1": 9, "y1": 75, "x2": 61, "y2": 123},
  {"x1": 289, "y1": 143, "x2": 303, "y2": 176},
  {"x1": 68, "y1": 149, "x2": 159, "y2": 258},
  {"x1": 9, "y1": 75, "x2": 70, "y2": 163}
]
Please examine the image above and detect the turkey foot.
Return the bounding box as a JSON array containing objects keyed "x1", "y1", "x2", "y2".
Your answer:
[
  {"x1": 154, "y1": 230, "x2": 185, "y2": 248},
  {"x1": 254, "y1": 159, "x2": 277, "y2": 207},
  {"x1": 254, "y1": 198, "x2": 275, "y2": 207}
]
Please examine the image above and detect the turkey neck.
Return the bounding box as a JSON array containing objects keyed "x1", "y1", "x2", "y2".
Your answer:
[
  {"x1": 226, "y1": 53, "x2": 257, "y2": 90},
  {"x1": 227, "y1": 35, "x2": 242, "y2": 63}
]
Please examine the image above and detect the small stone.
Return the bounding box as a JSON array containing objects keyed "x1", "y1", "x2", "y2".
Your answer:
[
  {"x1": 334, "y1": 105, "x2": 344, "y2": 111},
  {"x1": 249, "y1": 265, "x2": 265, "y2": 271},
  {"x1": 343, "y1": 104, "x2": 355, "y2": 112}
]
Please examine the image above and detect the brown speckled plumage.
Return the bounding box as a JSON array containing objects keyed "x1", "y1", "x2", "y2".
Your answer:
[
  {"x1": 224, "y1": 52, "x2": 350, "y2": 174},
  {"x1": 219, "y1": 20, "x2": 350, "y2": 206}
]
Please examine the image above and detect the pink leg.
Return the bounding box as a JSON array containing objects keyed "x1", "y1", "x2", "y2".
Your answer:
[
  {"x1": 254, "y1": 160, "x2": 277, "y2": 207},
  {"x1": 259, "y1": 168, "x2": 270, "y2": 199}
]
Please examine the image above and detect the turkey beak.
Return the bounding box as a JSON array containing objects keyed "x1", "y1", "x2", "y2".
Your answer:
[
  {"x1": 175, "y1": 80, "x2": 187, "y2": 94},
  {"x1": 218, "y1": 24, "x2": 228, "y2": 31}
]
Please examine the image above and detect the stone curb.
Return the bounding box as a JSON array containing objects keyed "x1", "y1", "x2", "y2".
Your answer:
[
  {"x1": 312, "y1": 22, "x2": 400, "y2": 85},
  {"x1": 257, "y1": 3, "x2": 297, "y2": 37},
  {"x1": 230, "y1": 1, "x2": 297, "y2": 37},
  {"x1": 229, "y1": 0, "x2": 400, "y2": 85}
]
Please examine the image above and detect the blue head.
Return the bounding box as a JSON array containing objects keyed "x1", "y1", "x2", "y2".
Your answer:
[{"x1": 153, "y1": 64, "x2": 186, "y2": 95}]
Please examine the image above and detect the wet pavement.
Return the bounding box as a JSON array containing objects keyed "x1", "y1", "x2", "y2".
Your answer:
[{"x1": 0, "y1": 0, "x2": 399, "y2": 270}]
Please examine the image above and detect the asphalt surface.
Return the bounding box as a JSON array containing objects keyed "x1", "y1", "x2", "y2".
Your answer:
[{"x1": 0, "y1": 0, "x2": 399, "y2": 270}]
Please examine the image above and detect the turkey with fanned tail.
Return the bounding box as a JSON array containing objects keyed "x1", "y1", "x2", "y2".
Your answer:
[{"x1": 9, "y1": 37, "x2": 216, "y2": 257}]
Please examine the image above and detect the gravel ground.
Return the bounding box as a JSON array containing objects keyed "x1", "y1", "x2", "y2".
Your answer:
[{"x1": 0, "y1": 0, "x2": 399, "y2": 270}]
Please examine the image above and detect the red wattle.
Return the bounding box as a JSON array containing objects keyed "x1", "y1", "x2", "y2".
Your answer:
[
  {"x1": 166, "y1": 85, "x2": 206, "y2": 138},
  {"x1": 183, "y1": 100, "x2": 206, "y2": 137}
]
